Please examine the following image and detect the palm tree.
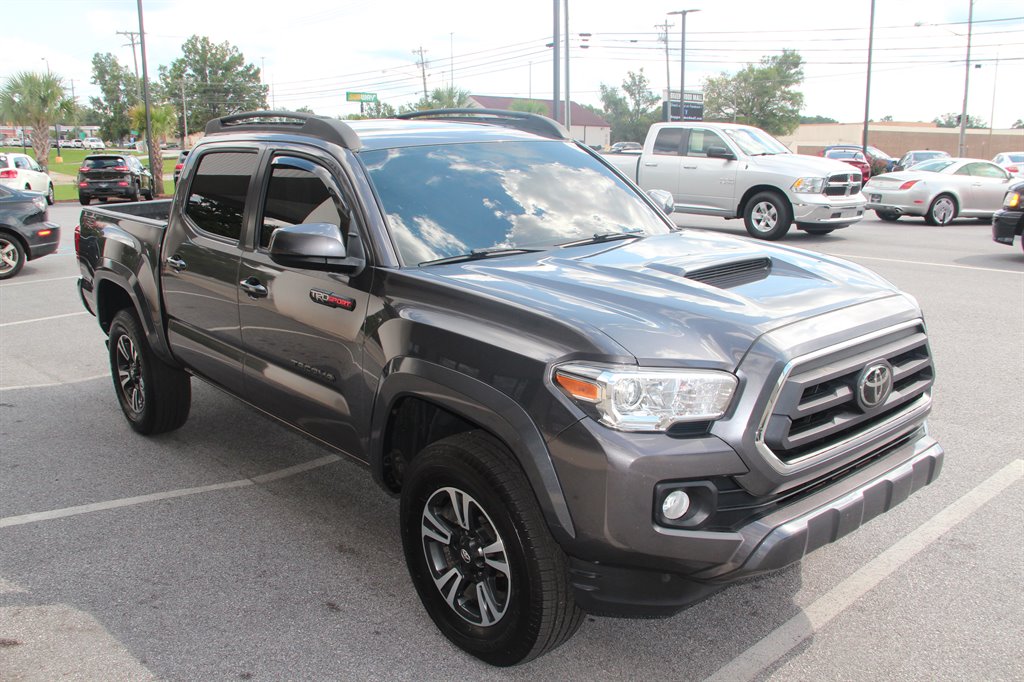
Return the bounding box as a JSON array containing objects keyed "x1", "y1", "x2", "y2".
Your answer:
[
  {"x1": 0, "y1": 71, "x2": 75, "y2": 172},
  {"x1": 130, "y1": 103, "x2": 177, "y2": 196}
]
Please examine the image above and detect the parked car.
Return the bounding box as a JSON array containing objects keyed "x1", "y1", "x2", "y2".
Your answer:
[
  {"x1": 822, "y1": 147, "x2": 872, "y2": 179},
  {"x1": 172, "y1": 149, "x2": 190, "y2": 185},
  {"x1": 0, "y1": 152, "x2": 54, "y2": 205},
  {"x1": 608, "y1": 141, "x2": 641, "y2": 153},
  {"x1": 820, "y1": 144, "x2": 894, "y2": 175},
  {"x1": 893, "y1": 149, "x2": 950, "y2": 172},
  {"x1": 992, "y1": 179, "x2": 1023, "y2": 252},
  {"x1": 84, "y1": 137, "x2": 105, "y2": 150},
  {"x1": 992, "y1": 152, "x2": 1024, "y2": 177},
  {"x1": 864, "y1": 157, "x2": 1013, "y2": 224},
  {"x1": 77, "y1": 154, "x2": 153, "y2": 205},
  {"x1": 0, "y1": 185, "x2": 61, "y2": 279}
]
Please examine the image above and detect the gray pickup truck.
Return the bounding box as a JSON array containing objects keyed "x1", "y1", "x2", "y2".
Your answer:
[
  {"x1": 606, "y1": 121, "x2": 867, "y2": 240},
  {"x1": 76, "y1": 110, "x2": 943, "y2": 666}
]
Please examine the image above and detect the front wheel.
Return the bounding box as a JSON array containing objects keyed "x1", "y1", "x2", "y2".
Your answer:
[
  {"x1": 108, "y1": 309, "x2": 191, "y2": 435},
  {"x1": 401, "y1": 432, "x2": 583, "y2": 666},
  {"x1": 800, "y1": 225, "x2": 834, "y2": 235},
  {"x1": 0, "y1": 234, "x2": 26, "y2": 279},
  {"x1": 925, "y1": 194, "x2": 957, "y2": 226},
  {"x1": 743, "y1": 191, "x2": 792, "y2": 240}
]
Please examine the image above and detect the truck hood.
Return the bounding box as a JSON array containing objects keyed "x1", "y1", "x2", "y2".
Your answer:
[
  {"x1": 431, "y1": 230, "x2": 904, "y2": 368},
  {"x1": 748, "y1": 153, "x2": 861, "y2": 178}
]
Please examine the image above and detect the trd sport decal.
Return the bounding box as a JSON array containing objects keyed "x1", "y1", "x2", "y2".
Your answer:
[{"x1": 309, "y1": 288, "x2": 356, "y2": 311}]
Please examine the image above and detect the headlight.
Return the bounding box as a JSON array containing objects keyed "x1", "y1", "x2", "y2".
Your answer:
[
  {"x1": 791, "y1": 177, "x2": 825, "y2": 194},
  {"x1": 554, "y1": 364, "x2": 737, "y2": 432},
  {"x1": 1005, "y1": 191, "x2": 1021, "y2": 209}
]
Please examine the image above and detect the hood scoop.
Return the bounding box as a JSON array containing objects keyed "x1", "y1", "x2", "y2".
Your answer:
[{"x1": 649, "y1": 257, "x2": 773, "y2": 290}]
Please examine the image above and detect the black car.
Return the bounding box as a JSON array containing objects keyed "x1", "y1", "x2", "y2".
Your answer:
[
  {"x1": 173, "y1": 149, "x2": 190, "y2": 185},
  {"x1": 992, "y1": 179, "x2": 1024, "y2": 253},
  {"x1": 0, "y1": 185, "x2": 61, "y2": 279},
  {"x1": 77, "y1": 154, "x2": 153, "y2": 205}
]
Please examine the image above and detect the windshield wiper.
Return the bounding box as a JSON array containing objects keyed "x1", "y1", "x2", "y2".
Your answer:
[
  {"x1": 558, "y1": 231, "x2": 644, "y2": 248},
  {"x1": 419, "y1": 247, "x2": 542, "y2": 266}
]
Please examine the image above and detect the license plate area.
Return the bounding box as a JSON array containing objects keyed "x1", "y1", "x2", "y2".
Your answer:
[{"x1": 869, "y1": 193, "x2": 882, "y2": 202}]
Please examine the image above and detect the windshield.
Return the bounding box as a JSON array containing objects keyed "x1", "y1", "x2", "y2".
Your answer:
[
  {"x1": 723, "y1": 127, "x2": 790, "y2": 156},
  {"x1": 1002, "y1": 153, "x2": 1024, "y2": 163},
  {"x1": 363, "y1": 140, "x2": 672, "y2": 266},
  {"x1": 911, "y1": 159, "x2": 956, "y2": 173}
]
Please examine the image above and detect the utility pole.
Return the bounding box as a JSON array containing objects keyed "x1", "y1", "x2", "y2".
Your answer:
[
  {"x1": 564, "y1": 0, "x2": 570, "y2": 130},
  {"x1": 552, "y1": 0, "x2": 560, "y2": 124},
  {"x1": 413, "y1": 47, "x2": 429, "y2": 101},
  {"x1": 667, "y1": 9, "x2": 700, "y2": 121},
  {"x1": 136, "y1": 0, "x2": 160, "y2": 195},
  {"x1": 862, "y1": 0, "x2": 876, "y2": 159},
  {"x1": 655, "y1": 20, "x2": 673, "y2": 115},
  {"x1": 181, "y1": 78, "x2": 189, "y2": 143},
  {"x1": 117, "y1": 30, "x2": 142, "y2": 98},
  {"x1": 958, "y1": 0, "x2": 974, "y2": 157}
]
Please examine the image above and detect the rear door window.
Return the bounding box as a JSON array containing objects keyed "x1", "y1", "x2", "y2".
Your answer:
[
  {"x1": 184, "y1": 151, "x2": 259, "y2": 243},
  {"x1": 653, "y1": 128, "x2": 685, "y2": 156}
]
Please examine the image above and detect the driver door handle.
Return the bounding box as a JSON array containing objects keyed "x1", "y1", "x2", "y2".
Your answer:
[
  {"x1": 165, "y1": 255, "x2": 187, "y2": 271},
  {"x1": 239, "y1": 277, "x2": 268, "y2": 299}
]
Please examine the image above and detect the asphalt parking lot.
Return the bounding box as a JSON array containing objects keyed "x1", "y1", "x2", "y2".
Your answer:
[{"x1": 1, "y1": 203, "x2": 1022, "y2": 680}]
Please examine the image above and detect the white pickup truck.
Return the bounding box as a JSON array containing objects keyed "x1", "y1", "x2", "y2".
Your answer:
[{"x1": 605, "y1": 121, "x2": 867, "y2": 240}]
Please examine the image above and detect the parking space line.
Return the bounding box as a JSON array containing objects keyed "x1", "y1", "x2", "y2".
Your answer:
[
  {"x1": 703, "y1": 459, "x2": 1024, "y2": 682},
  {"x1": 0, "y1": 312, "x2": 89, "y2": 328},
  {"x1": 0, "y1": 374, "x2": 110, "y2": 391},
  {"x1": 0, "y1": 275, "x2": 79, "y2": 287},
  {"x1": 826, "y1": 253, "x2": 1024, "y2": 275},
  {"x1": 0, "y1": 455, "x2": 342, "y2": 528}
]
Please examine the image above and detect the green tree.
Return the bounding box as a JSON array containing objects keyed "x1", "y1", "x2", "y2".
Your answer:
[
  {"x1": 158, "y1": 35, "x2": 267, "y2": 136},
  {"x1": 130, "y1": 103, "x2": 177, "y2": 195},
  {"x1": 600, "y1": 69, "x2": 660, "y2": 143},
  {"x1": 400, "y1": 85, "x2": 472, "y2": 113},
  {"x1": 0, "y1": 71, "x2": 75, "y2": 171},
  {"x1": 1013, "y1": 118, "x2": 1023, "y2": 129},
  {"x1": 799, "y1": 115, "x2": 837, "y2": 124},
  {"x1": 90, "y1": 53, "x2": 139, "y2": 144},
  {"x1": 509, "y1": 99, "x2": 548, "y2": 115},
  {"x1": 346, "y1": 100, "x2": 396, "y2": 119},
  {"x1": 703, "y1": 50, "x2": 805, "y2": 135},
  {"x1": 295, "y1": 106, "x2": 315, "y2": 114},
  {"x1": 933, "y1": 113, "x2": 987, "y2": 129}
]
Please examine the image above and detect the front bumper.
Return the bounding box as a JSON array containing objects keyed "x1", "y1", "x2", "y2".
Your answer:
[
  {"x1": 25, "y1": 222, "x2": 61, "y2": 259},
  {"x1": 992, "y1": 209, "x2": 1022, "y2": 245},
  {"x1": 790, "y1": 193, "x2": 866, "y2": 225},
  {"x1": 551, "y1": 417, "x2": 943, "y2": 616}
]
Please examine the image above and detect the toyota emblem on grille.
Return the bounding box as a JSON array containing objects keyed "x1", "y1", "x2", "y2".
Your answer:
[{"x1": 856, "y1": 361, "x2": 894, "y2": 411}]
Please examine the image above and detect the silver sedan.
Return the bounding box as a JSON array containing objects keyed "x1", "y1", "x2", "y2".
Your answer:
[{"x1": 863, "y1": 157, "x2": 1014, "y2": 225}]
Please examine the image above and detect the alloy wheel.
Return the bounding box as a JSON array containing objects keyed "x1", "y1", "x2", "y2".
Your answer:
[
  {"x1": 115, "y1": 334, "x2": 145, "y2": 414},
  {"x1": 751, "y1": 201, "x2": 779, "y2": 232}
]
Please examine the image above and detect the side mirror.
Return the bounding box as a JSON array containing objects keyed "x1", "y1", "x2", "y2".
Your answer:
[
  {"x1": 269, "y1": 222, "x2": 365, "y2": 275},
  {"x1": 647, "y1": 189, "x2": 675, "y2": 215},
  {"x1": 706, "y1": 145, "x2": 736, "y2": 161}
]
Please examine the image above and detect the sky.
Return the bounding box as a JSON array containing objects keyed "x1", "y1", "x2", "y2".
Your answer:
[{"x1": 4, "y1": 0, "x2": 1024, "y2": 130}]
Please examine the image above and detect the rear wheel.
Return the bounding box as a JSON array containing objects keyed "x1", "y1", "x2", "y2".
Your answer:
[
  {"x1": 743, "y1": 191, "x2": 792, "y2": 240},
  {"x1": 875, "y1": 210, "x2": 900, "y2": 222},
  {"x1": 401, "y1": 432, "x2": 583, "y2": 666},
  {"x1": 108, "y1": 309, "x2": 191, "y2": 435},
  {"x1": 0, "y1": 234, "x2": 26, "y2": 280},
  {"x1": 79, "y1": 195, "x2": 91, "y2": 206},
  {"x1": 46, "y1": 183, "x2": 55, "y2": 205},
  {"x1": 925, "y1": 194, "x2": 957, "y2": 226},
  {"x1": 129, "y1": 181, "x2": 140, "y2": 202}
]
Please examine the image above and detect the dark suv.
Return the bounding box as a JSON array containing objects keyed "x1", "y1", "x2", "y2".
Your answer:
[{"x1": 77, "y1": 154, "x2": 153, "y2": 205}]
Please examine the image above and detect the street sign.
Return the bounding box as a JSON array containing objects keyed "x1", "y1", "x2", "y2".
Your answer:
[{"x1": 346, "y1": 92, "x2": 378, "y2": 102}]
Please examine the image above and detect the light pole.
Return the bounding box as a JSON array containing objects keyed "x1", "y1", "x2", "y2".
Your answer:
[
  {"x1": 862, "y1": 0, "x2": 875, "y2": 163},
  {"x1": 958, "y1": 0, "x2": 974, "y2": 157},
  {"x1": 667, "y1": 9, "x2": 699, "y2": 122}
]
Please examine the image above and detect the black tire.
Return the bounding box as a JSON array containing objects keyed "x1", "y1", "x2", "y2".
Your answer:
[
  {"x1": 401, "y1": 432, "x2": 583, "y2": 666},
  {"x1": 129, "y1": 181, "x2": 140, "y2": 202},
  {"x1": 144, "y1": 185, "x2": 154, "y2": 200},
  {"x1": 875, "y1": 210, "x2": 900, "y2": 222},
  {"x1": 976, "y1": 216, "x2": 993, "y2": 224},
  {"x1": 79, "y1": 196, "x2": 91, "y2": 206},
  {"x1": 0, "y1": 233, "x2": 26, "y2": 280},
  {"x1": 98, "y1": 197, "x2": 108, "y2": 203},
  {"x1": 108, "y1": 309, "x2": 191, "y2": 435},
  {"x1": 925, "y1": 194, "x2": 957, "y2": 226},
  {"x1": 46, "y1": 183, "x2": 55, "y2": 205},
  {"x1": 800, "y1": 225, "x2": 834, "y2": 235},
  {"x1": 743, "y1": 191, "x2": 792, "y2": 240}
]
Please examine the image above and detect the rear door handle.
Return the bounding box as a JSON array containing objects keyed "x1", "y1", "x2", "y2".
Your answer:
[
  {"x1": 165, "y1": 255, "x2": 187, "y2": 271},
  {"x1": 239, "y1": 277, "x2": 268, "y2": 299},
  {"x1": 683, "y1": 166, "x2": 697, "y2": 170},
  {"x1": 643, "y1": 162, "x2": 659, "y2": 167}
]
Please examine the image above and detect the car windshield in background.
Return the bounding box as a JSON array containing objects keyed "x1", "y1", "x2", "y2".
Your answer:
[
  {"x1": 362, "y1": 140, "x2": 672, "y2": 266},
  {"x1": 1003, "y1": 153, "x2": 1024, "y2": 162},
  {"x1": 911, "y1": 159, "x2": 956, "y2": 173},
  {"x1": 723, "y1": 127, "x2": 790, "y2": 156}
]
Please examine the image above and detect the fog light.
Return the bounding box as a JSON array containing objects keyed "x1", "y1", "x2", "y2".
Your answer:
[{"x1": 661, "y1": 490, "x2": 691, "y2": 520}]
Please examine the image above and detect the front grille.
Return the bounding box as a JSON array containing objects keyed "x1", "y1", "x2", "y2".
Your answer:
[
  {"x1": 824, "y1": 173, "x2": 862, "y2": 196},
  {"x1": 686, "y1": 258, "x2": 771, "y2": 289},
  {"x1": 759, "y1": 322, "x2": 934, "y2": 465}
]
